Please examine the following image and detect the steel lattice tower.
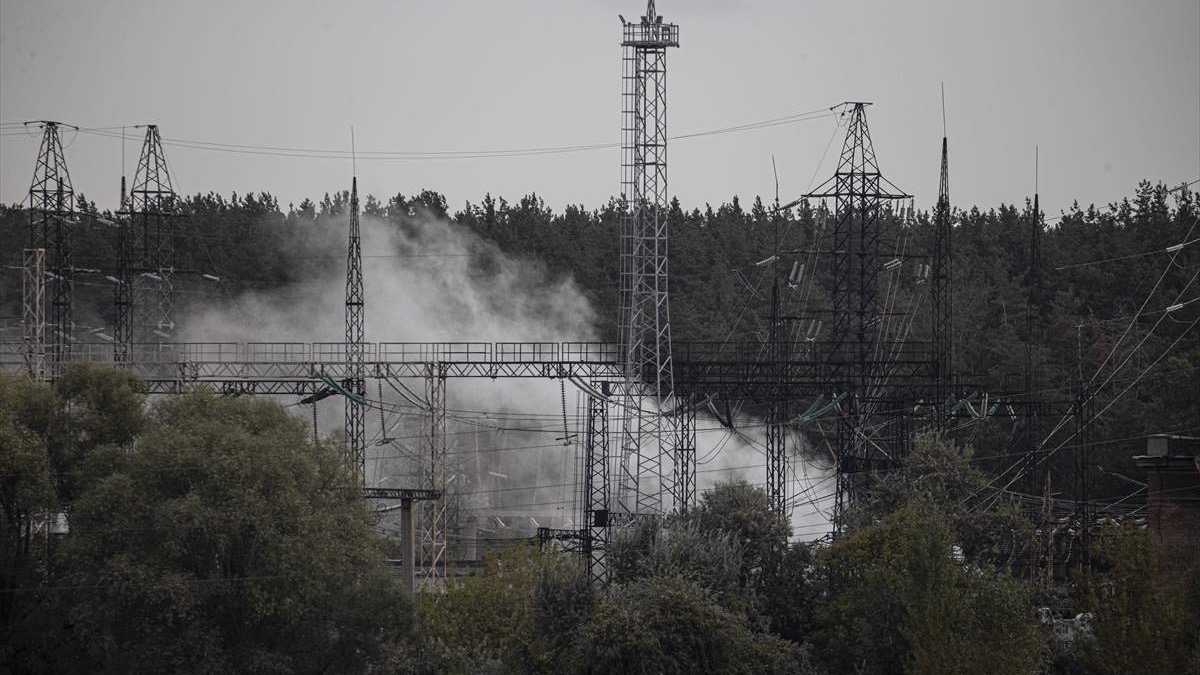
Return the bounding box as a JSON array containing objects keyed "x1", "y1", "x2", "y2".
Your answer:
[
  {"x1": 804, "y1": 103, "x2": 909, "y2": 526},
  {"x1": 616, "y1": 0, "x2": 681, "y2": 517},
  {"x1": 1022, "y1": 183, "x2": 1044, "y2": 495},
  {"x1": 27, "y1": 122, "x2": 76, "y2": 375},
  {"x1": 121, "y1": 125, "x2": 179, "y2": 351},
  {"x1": 931, "y1": 136, "x2": 953, "y2": 430},
  {"x1": 344, "y1": 177, "x2": 366, "y2": 479}
]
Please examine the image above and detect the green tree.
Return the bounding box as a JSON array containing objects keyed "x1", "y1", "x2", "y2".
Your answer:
[
  {"x1": 574, "y1": 575, "x2": 807, "y2": 675},
  {"x1": 685, "y1": 480, "x2": 817, "y2": 640},
  {"x1": 687, "y1": 480, "x2": 791, "y2": 585},
  {"x1": 607, "y1": 517, "x2": 746, "y2": 611},
  {"x1": 844, "y1": 433, "x2": 1031, "y2": 568},
  {"x1": 50, "y1": 363, "x2": 147, "y2": 505},
  {"x1": 814, "y1": 504, "x2": 1042, "y2": 675},
  {"x1": 408, "y1": 543, "x2": 570, "y2": 675},
  {"x1": 0, "y1": 374, "x2": 58, "y2": 670},
  {"x1": 50, "y1": 392, "x2": 411, "y2": 675},
  {"x1": 1072, "y1": 524, "x2": 1200, "y2": 675}
]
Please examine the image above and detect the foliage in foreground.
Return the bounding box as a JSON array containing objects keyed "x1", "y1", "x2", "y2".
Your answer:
[
  {"x1": 5, "y1": 366, "x2": 1200, "y2": 674},
  {"x1": 2, "y1": 368, "x2": 412, "y2": 675}
]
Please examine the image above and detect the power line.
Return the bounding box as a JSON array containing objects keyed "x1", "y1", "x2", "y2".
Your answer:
[{"x1": 2, "y1": 107, "x2": 835, "y2": 162}]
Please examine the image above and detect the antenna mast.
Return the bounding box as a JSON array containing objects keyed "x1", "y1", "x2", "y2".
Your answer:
[
  {"x1": 1023, "y1": 148, "x2": 1043, "y2": 494},
  {"x1": 932, "y1": 88, "x2": 954, "y2": 430}
]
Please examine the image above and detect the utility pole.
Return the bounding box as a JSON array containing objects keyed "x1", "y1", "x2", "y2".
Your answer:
[
  {"x1": 616, "y1": 0, "x2": 682, "y2": 517},
  {"x1": 27, "y1": 121, "x2": 76, "y2": 376},
  {"x1": 1073, "y1": 380, "x2": 1094, "y2": 570}
]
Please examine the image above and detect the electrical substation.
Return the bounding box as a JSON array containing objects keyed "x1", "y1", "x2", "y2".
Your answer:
[{"x1": 8, "y1": 0, "x2": 1147, "y2": 593}]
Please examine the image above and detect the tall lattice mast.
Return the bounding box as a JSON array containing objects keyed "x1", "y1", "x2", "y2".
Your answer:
[
  {"x1": 123, "y1": 125, "x2": 179, "y2": 349},
  {"x1": 27, "y1": 122, "x2": 76, "y2": 375},
  {"x1": 1023, "y1": 153, "x2": 1044, "y2": 494},
  {"x1": 931, "y1": 135, "x2": 953, "y2": 430},
  {"x1": 804, "y1": 103, "x2": 909, "y2": 526},
  {"x1": 615, "y1": 0, "x2": 681, "y2": 517},
  {"x1": 345, "y1": 176, "x2": 366, "y2": 479}
]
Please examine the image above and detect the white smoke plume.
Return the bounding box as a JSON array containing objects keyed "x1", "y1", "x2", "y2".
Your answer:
[
  {"x1": 179, "y1": 208, "x2": 831, "y2": 547},
  {"x1": 180, "y1": 211, "x2": 596, "y2": 549}
]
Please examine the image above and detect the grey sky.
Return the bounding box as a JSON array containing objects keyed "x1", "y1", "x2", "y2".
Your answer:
[{"x1": 2, "y1": 0, "x2": 1197, "y2": 218}]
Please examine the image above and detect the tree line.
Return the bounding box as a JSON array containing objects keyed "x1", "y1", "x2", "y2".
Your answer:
[{"x1": 1, "y1": 180, "x2": 1195, "y2": 501}]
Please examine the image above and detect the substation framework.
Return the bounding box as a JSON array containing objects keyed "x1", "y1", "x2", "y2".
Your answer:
[{"x1": 7, "y1": 1, "x2": 1103, "y2": 589}]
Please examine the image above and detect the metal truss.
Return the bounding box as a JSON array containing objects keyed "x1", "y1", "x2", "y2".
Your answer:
[
  {"x1": 583, "y1": 385, "x2": 611, "y2": 584},
  {"x1": 419, "y1": 365, "x2": 448, "y2": 592},
  {"x1": 674, "y1": 393, "x2": 696, "y2": 512},
  {"x1": 22, "y1": 249, "x2": 47, "y2": 382},
  {"x1": 765, "y1": 278, "x2": 790, "y2": 516}
]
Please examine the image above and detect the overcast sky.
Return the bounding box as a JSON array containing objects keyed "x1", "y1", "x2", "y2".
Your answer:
[{"x1": 2, "y1": 0, "x2": 1197, "y2": 218}]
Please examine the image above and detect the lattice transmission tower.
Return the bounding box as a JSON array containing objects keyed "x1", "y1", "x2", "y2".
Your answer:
[
  {"x1": 615, "y1": 0, "x2": 683, "y2": 517},
  {"x1": 118, "y1": 125, "x2": 180, "y2": 360},
  {"x1": 27, "y1": 122, "x2": 76, "y2": 375},
  {"x1": 804, "y1": 103, "x2": 910, "y2": 526}
]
